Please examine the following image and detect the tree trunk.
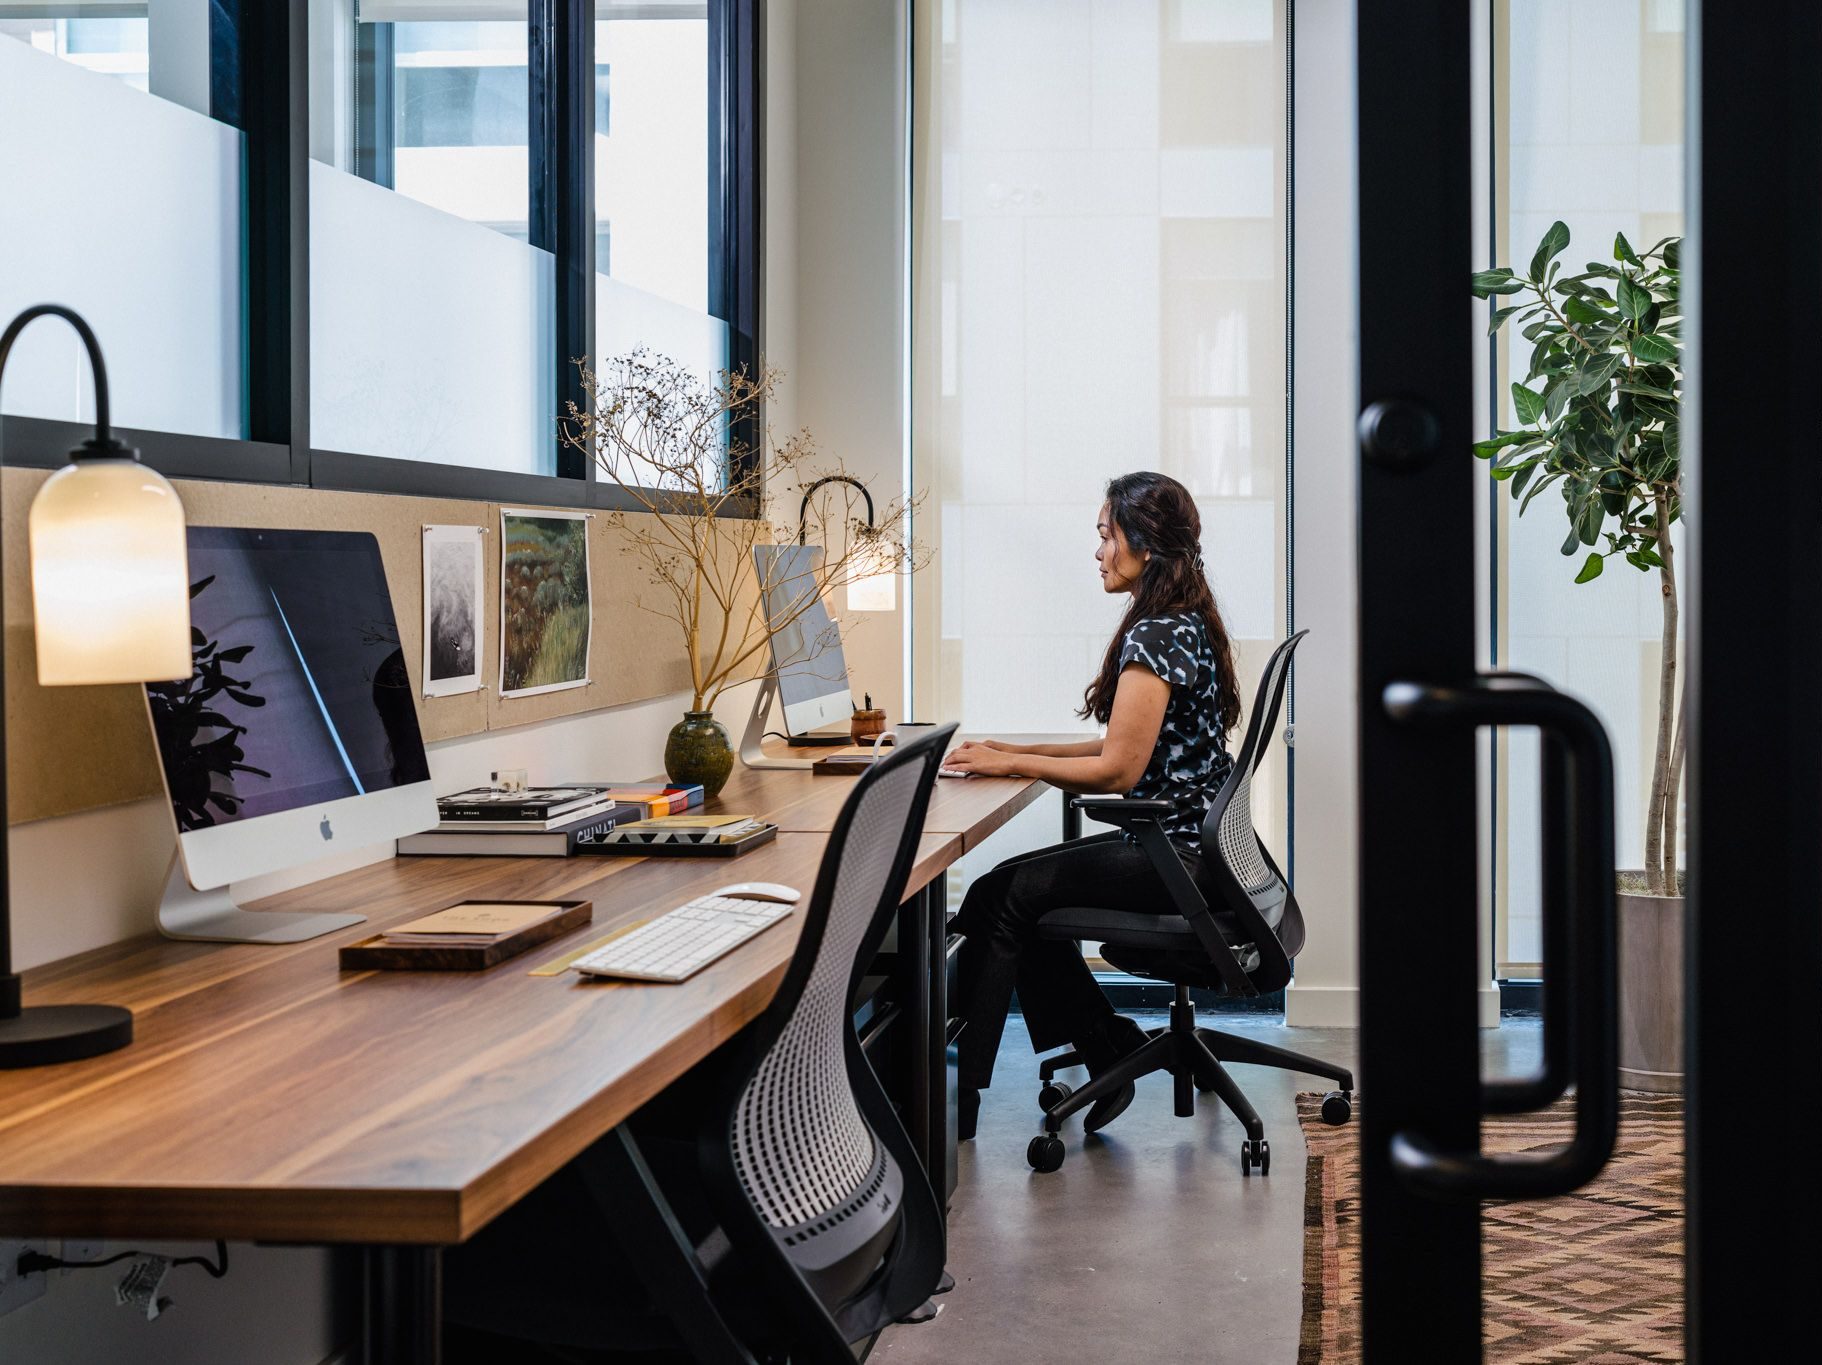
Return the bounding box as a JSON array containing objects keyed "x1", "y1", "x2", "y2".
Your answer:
[
  {"x1": 1643, "y1": 492, "x2": 1680, "y2": 894},
  {"x1": 1663, "y1": 672, "x2": 1688, "y2": 892}
]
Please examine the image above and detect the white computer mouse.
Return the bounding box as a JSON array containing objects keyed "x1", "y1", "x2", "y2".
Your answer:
[{"x1": 715, "y1": 881, "x2": 803, "y2": 904}]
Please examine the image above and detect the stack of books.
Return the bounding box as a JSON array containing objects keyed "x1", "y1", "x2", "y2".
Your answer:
[
  {"x1": 601, "y1": 814, "x2": 765, "y2": 846},
  {"x1": 399, "y1": 785, "x2": 647, "y2": 857},
  {"x1": 573, "y1": 783, "x2": 705, "y2": 816}
]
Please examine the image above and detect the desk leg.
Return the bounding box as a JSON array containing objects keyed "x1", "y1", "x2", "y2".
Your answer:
[
  {"x1": 925, "y1": 876, "x2": 957, "y2": 1211},
  {"x1": 364, "y1": 1245, "x2": 441, "y2": 1364},
  {"x1": 899, "y1": 886, "x2": 934, "y2": 1186}
]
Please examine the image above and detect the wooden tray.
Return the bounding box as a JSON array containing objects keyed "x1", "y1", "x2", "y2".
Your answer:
[
  {"x1": 340, "y1": 899, "x2": 593, "y2": 971},
  {"x1": 577, "y1": 822, "x2": 779, "y2": 858}
]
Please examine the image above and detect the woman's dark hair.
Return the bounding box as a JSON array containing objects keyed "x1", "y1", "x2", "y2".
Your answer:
[{"x1": 1080, "y1": 471, "x2": 1243, "y2": 735}]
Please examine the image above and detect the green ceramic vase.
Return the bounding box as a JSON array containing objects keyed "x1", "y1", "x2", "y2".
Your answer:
[{"x1": 664, "y1": 710, "x2": 734, "y2": 798}]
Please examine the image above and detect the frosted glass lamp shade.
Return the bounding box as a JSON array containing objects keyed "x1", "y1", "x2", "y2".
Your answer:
[
  {"x1": 846, "y1": 566, "x2": 897, "y2": 613},
  {"x1": 29, "y1": 458, "x2": 191, "y2": 686}
]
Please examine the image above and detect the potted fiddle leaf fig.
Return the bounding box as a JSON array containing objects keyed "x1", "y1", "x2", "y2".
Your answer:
[{"x1": 1472, "y1": 221, "x2": 1684, "y2": 1091}]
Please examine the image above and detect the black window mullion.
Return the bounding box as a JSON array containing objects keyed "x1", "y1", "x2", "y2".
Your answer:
[
  {"x1": 241, "y1": 0, "x2": 310, "y2": 486},
  {"x1": 355, "y1": 20, "x2": 396, "y2": 190},
  {"x1": 709, "y1": 0, "x2": 762, "y2": 483},
  {"x1": 549, "y1": 0, "x2": 596, "y2": 481}
]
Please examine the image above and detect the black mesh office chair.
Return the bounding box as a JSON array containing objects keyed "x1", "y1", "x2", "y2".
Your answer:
[
  {"x1": 446, "y1": 724, "x2": 958, "y2": 1363},
  {"x1": 1023, "y1": 631, "x2": 1352, "y2": 1174}
]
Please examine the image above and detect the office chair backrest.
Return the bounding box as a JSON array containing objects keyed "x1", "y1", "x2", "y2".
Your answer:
[
  {"x1": 708, "y1": 721, "x2": 955, "y2": 1348},
  {"x1": 1202, "y1": 631, "x2": 1308, "y2": 978}
]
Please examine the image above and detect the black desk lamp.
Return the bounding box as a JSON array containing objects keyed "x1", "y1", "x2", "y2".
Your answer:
[
  {"x1": 797, "y1": 474, "x2": 896, "y2": 612},
  {"x1": 0, "y1": 304, "x2": 193, "y2": 1068}
]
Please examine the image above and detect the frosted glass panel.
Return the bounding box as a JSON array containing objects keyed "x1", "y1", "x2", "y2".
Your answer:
[
  {"x1": 1493, "y1": 0, "x2": 1684, "y2": 970},
  {"x1": 916, "y1": 0, "x2": 1289, "y2": 907},
  {"x1": 0, "y1": 34, "x2": 242, "y2": 439},
  {"x1": 311, "y1": 162, "x2": 555, "y2": 474}
]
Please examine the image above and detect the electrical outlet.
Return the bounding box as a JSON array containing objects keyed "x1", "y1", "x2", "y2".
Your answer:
[{"x1": 0, "y1": 1239, "x2": 51, "y2": 1316}]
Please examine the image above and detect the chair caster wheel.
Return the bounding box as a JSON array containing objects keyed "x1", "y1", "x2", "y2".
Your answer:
[
  {"x1": 1241, "y1": 1138, "x2": 1270, "y2": 1176},
  {"x1": 1027, "y1": 1134, "x2": 1066, "y2": 1173},
  {"x1": 1321, "y1": 1090, "x2": 1353, "y2": 1125},
  {"x1": 1038, "y1": 1080, "x2": 1073, "y2": 1111}
]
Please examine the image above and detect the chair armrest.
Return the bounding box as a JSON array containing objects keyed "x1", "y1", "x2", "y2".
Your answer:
[{"x1": 1069, "y1": 796, "x2": 1178, "y2": 831}]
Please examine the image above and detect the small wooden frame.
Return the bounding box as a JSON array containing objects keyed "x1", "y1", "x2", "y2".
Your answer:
[{"x1": 340, "y1": 899, "x2": 594, "y2": 971}]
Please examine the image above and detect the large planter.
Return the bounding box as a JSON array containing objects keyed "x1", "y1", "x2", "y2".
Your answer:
[
  {"x1": 1617, "y1": 880, "x2": 1683, "y2": 1094},
  {"x1": 665, "y1": 709, "x2": 734, "y2": 799}
]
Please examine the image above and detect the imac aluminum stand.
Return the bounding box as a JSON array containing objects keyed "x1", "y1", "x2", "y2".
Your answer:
[
  {"x1": 157, "y1": 853, "x2": 367, "y2": 944},
  {"x1": 738, "y1": 676, "x2": 818, "y2": 771}
]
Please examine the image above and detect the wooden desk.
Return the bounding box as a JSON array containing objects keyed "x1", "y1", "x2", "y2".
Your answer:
[{"x1": 0, "y1": 763, "x2": 1046, "y2": 1247}]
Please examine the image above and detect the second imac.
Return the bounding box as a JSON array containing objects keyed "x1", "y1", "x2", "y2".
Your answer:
[
  {"x1": 144, "y1": 527, "x2": 439, "y2": 943},
  {"x1": 739, "y1": 544, "x2": 854, "y2": 770}
]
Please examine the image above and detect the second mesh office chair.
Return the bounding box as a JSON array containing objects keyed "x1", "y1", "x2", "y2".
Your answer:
[
  {"x1": 1023, "y1": 631, "x2": 1353, "y2": 1173},
  {"x1": 446, "y1": 724, "x2": 958, "y2": 1363}
]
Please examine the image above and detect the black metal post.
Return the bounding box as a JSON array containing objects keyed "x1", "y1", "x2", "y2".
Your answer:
[
  {"x1": 710, "y1": 0, "x2": 761, "y2": 475},
  {"x1": 364, "y1": 1246, "x2": 442, "y2": 1365},
  {"x1": 1686, "y1": 2, "x2": 1822, "y2": 1355}
]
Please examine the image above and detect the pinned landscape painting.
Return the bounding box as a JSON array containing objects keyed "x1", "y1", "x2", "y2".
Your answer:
[{"x1": 499, "y1": 509, "x2": 591, "y2": 697}]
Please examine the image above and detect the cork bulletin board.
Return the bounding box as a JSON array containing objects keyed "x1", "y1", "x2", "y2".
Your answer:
[{"x1": 1, "y1": 468, "x2": 761, "y2": 825}]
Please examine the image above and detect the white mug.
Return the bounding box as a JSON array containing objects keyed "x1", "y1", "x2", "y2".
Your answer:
[{"x1": 872, "y1": 720, "x2": 938, "y2": 758}]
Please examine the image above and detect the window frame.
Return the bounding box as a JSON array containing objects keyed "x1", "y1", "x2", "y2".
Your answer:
[{"x1": 0, "y1": 0, "x2": 761, "y2": 514}]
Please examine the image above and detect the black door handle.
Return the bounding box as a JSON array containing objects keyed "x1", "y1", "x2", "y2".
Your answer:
[{"x1": 1381, "y1": 676, "x2": 1619, "y2": 1200}]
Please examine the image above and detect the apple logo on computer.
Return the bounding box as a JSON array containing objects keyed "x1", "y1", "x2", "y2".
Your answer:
[{"x1": 319, "y1": 816, "x2": 334, "y2": 842}]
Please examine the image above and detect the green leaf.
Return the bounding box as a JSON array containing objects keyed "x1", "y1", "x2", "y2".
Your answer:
[
  {"x1": 1511, "y1": 382, "x2": 1546, "y2": 425},
  {"x1": 1618, "y1": 381, "x2": 1678, "y2": 402},
  {"x1": 1576, "y1": 353, "x2": 1624, "y2": 395},
  {"x1": 1663, "y1": 418, "x2": 1680, "y2": 462},
  {"x1": 1543, "y1": 375, "x2": 1570, "y2": 421},
  {"x1": 1631, "y1": 333, "x2": 1679, "y2": 364},
  {"x1": 1617, "y1": 276, "x2": 1651, "y2": 321},
  {"x1": 1487, "y1": 303, "x2": 1527, "y2": 333},
  {"x1": 1575, "y1": 552, "x2": 1605, "y2": 583},
  {"x1": 1530, "y1": 221, "x2": 1572, "y2": 281},
  {"x1": 1562, "y1": 297, "x2": 1610, "y2": 327},
  {"x1": 1663, "y1": 238, "x2": 1681, "y2": 270},
  {"x1": 1510, "y1": 461, "x2": 1539, "y2": 497},
  {"x1": 1614, "y1": 232, "x2": 1641, "y2": 266},
  {"x1": 1471, "y1": 268, "x2": 1526, "y2": 298}
]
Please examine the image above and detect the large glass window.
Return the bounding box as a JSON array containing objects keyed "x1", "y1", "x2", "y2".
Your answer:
[
  {"x1": 0, "y1": 3, "x2": 244, "y2": 441},
  {"x1": 309, "y1": 3, "x2": 553, "y2": 474},
  {"x1": 1486, "y1": 0, "x2": 1685, "y2": 973},
  {"x1": 913, "y1": 0, "x2": 1290, "y2": 921},
  {"x1": 595, "y1": 7, "x2": 728, "y2": 413}
]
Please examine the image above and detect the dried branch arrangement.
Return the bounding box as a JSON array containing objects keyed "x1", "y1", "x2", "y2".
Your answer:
[{"x1": 564, "y1": 351, "x2": 926, "y2": 714}]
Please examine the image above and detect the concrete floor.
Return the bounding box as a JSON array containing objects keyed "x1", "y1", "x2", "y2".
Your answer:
[{"x1": 875, "y1": 1011, "x2": 1542, "y2": 1364}]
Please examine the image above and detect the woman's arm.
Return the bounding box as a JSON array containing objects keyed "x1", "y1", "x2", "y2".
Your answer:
[
  {"x1": 943, "y1": 666, "x2": 1168, "y2": 794},
  {"x1": 966, "y1": 737, "x2": 1104, "y2": 758}
]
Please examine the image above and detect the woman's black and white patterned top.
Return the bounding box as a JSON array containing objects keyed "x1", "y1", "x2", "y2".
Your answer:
[{"x1": 1119, "y1": 613, "x2": 1235, "y2": 847}]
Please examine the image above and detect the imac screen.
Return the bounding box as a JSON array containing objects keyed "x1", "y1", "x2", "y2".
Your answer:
[
  {"x1": 146, "y1": 528, "x2": 431, "y2": 832},
  {"x1": 754, "y1": 544, "x2": 849, "y2": 717}
]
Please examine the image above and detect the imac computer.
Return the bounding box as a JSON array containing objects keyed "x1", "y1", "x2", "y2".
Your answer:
[
  {"x1": 739, "y1": 544, "x2": 854, "y2": 770},
  {"x1": 144, "y1": 527, "x2": 439, "y2": 943}
]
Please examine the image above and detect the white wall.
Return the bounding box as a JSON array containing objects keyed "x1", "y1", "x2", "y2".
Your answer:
[
  {"x1": 1280, "y1": 0, "x2": 1359, "y2": 1028},
  {"x1": 784, "y1": 0, "x2": 909, "y2": 722}
]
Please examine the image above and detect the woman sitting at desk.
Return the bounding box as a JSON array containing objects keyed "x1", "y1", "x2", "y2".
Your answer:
[{"x1": 941, "y1": 470, "x2": 1242, "y2": 1140}]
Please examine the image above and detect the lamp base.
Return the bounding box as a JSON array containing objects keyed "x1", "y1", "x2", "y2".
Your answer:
[{"x1": 0, "y1": 1004, "x2": 134, "y2": 1069}]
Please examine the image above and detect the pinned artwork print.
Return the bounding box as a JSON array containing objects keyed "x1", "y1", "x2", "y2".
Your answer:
[
  {"x1": 499, "y1": 508, "x2": 591, "y2": 698},
  {"x1": 422, "y1": 524, "x2": 485, "y2": 697}
]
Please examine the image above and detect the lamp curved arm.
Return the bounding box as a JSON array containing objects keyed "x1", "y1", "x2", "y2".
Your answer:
[
  {"x1": 797, "y1": 474, "x2": 875, "y2": 544},
  {"x1": 0, "y1": 303, "x2": 126, "y2": 456}
]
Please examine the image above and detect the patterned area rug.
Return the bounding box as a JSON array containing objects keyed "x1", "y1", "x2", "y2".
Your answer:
[{"x1": 1298, "y1": 1093, "x2": 1684, "y2": 1363}]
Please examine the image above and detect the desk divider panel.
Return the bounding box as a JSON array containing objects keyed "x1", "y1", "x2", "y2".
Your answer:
[{"x1": 1, "y1": 468, "x2": 762, "y2": 825}]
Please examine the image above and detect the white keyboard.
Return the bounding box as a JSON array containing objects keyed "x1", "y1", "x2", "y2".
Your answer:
[{"x1": 572, "y1": 895, "x2": 795, "y2": 983}]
